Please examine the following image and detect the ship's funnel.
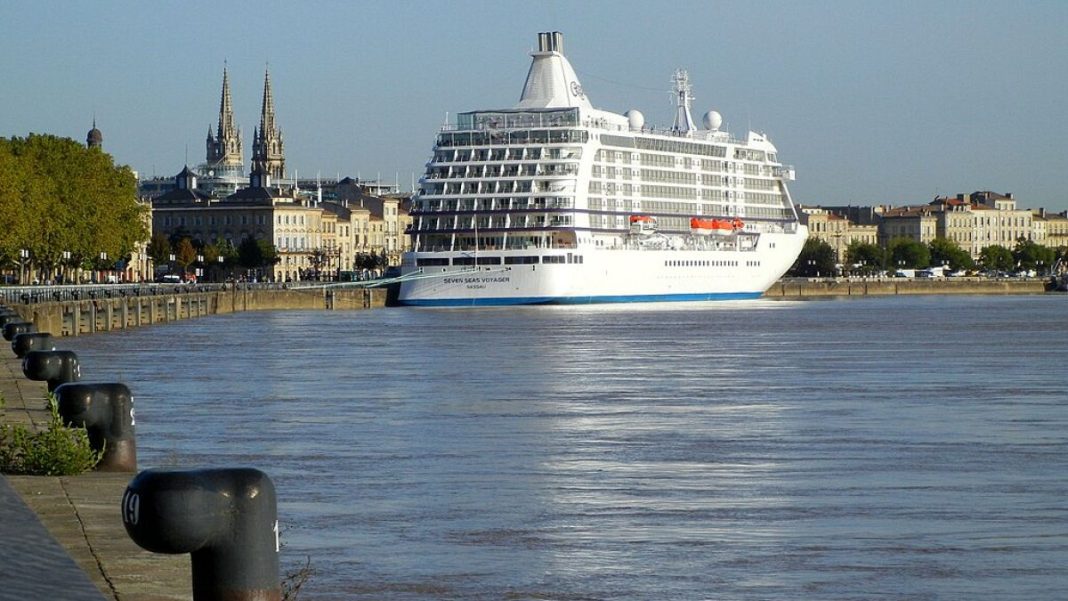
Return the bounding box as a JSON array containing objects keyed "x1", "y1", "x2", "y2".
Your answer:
[
  {"x1": 538, "y1": 32, "x2": 563, "y2": 53},
  {"x1": 517, "y1": 32, "x2": 592, "y2": 110}
]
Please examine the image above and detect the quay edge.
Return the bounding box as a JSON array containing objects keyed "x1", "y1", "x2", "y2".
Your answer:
[{"x1": 763, "y1": 277, "x2": 1049, "y2": 298}]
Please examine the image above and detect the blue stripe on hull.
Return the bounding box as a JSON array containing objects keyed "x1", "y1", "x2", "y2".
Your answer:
[{"x1": 398, "y1": 291, "x2": 763, "y2": 307}]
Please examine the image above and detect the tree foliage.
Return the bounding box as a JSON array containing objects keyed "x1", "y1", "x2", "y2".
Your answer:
[
  {"x1": 237, "y1": 237, "x2": 280, "y2": 270},
  {"x1": 174, "y1": 237, "x2": 197, "y2": 272},
  {"x1": 1012, "y1": 238, "x2": 1057, "y2": 273},
  {"x1": 788, "y1": 238, "x2": 836, "y2": 277},
  {"x1": 0, "y1": 135, "x2": 147, "y2": 280},
  {"x1": 927, "y1": 237, "x2": 974, "y2": 271},
  {"x1": 887, "y1": 238, "x2": 930, "y2": 269},
  {"x1": 147, "y1": 232, "x2": 172, "y2": 265},
  {"x1": 355, "y1": 251, "x2": 388, "y2": 271},
  {"x1": 845, "y1": 241, "x2": 886, "y2": 274},
  {"x1": 979, "y1": 245, "x2": 1014, "y2": 273}
]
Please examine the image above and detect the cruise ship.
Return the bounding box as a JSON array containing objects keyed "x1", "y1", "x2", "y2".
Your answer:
[{"x1": 398, "y1": 32, "x2": 807, "y2": 306}]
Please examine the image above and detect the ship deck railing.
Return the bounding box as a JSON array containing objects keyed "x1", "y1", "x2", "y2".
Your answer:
[{"x1": 439, "y1": 119, "x2": 748, "y2": 146}]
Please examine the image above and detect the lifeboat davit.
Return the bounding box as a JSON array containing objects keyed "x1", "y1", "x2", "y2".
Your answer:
[
  {"x1": 630, "y1": 214, "x2": 657, "y2": 235},
  {"x1": 690, "y1": 217, "x2": 743, "y2": 236}
]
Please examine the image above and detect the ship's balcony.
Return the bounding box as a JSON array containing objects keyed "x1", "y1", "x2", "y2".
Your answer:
[{"x1": 773, "y1": 165, "x2": 796, "y2": 180}]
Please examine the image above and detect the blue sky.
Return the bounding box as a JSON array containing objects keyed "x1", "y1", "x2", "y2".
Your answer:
[{"x1": 2, "y1": 0, "x2": 1066, "y2": 210}]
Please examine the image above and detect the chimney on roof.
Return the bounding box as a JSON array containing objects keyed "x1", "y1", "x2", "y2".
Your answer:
[{"x1": 1006, "y1": 192, "x2": 1013, "y2": 200}]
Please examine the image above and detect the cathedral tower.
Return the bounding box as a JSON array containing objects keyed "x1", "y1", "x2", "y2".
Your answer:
[
  {"x1": 205, "y1": 66, "x2": 244, "y2": 176},
  {"x1": 251, "y1": 68, "x2": 285, "y2": 180},
  {"x1": 86, "y1": 118, "x2": 102, "y2": 149}
]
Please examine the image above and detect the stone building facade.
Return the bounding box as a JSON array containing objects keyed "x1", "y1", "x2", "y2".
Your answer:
[
  {"x1": 1038, "y1": 210, "x2": 1068, "y2": 250},
  {"x1": 150, "y1": 166, "x2": 404, "y2": 280},
  {"x1": 820, "y1": 192, "x2": 1055, "y2": 261},
  {"x1": 799, "y1": 206, "x2": 879, "y2": 263}
]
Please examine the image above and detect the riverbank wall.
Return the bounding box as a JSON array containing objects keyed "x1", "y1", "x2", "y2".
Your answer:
[
  {"x1": 7, "y1": 286, "x2": 387, "y2": 337},
  {"x1": 764, "y1": 277, "x2": 1048, "y2": 298}
]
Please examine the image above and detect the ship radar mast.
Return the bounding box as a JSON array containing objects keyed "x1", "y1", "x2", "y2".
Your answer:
[{"x1": 671, "y1": 69, "x2": 697, "y2": 135}]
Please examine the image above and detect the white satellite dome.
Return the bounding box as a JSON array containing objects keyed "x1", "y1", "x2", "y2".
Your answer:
[
  {"x1": 625, "y1": 109, "x2": 645, "y2": 130},
  {"x1": 702, "y1": 110, "x2": 722, "y2": 131}
]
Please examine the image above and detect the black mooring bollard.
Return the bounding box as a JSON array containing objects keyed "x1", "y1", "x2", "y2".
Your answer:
[
  {"x1": 12, "y1": 332, "x2": 55, "y2": 358},
  {"x1": 22, "y1": 350, "x2": 81, "y2": 392},
  {"x1": 122, "y1": 468, "x2": 281, "y2": 601},
  {"x1": 54, "y1": 382, "x2": 136, "y2": 472},
  {"x1": 3, "y1": 321, "x2": 36, "y2": 341}
]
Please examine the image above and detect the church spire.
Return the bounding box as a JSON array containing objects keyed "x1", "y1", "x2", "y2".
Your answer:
[
  {"x1": 259, "y1": 68, "x2": 276, "y2": 136},
  {"x1": 252, "y1": 66, "x2": 285, "y2": 179},
  {"x1": 218, "y1": 64, "x2": 236, "y2": 139},
  {"x1": 205, "y1": 64, "x2": 243, "y2": 176}
]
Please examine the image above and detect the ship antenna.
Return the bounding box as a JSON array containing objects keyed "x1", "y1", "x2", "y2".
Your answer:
[{"x1": 671, "y1": 69, "x2": 697, "y2": 136}]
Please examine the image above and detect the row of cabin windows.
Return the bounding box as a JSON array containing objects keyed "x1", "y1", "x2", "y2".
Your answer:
[
  {"x1": 416, "y1": 254, "x2": 584, "y2": 267},
  {"x1": 665, "y1": 259, "x2": 739, "y2": 267},
  {"x1": 432, "y1": 146, "x2": 582, "y2": 163}
]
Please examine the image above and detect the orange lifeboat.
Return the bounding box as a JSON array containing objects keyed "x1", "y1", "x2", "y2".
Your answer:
[
  {"x1": 690, "y1": 217, "x2": 744, "y2": 235},
  {"x1": 629, "y1": 215, "x2": 657, "y2": 235}
]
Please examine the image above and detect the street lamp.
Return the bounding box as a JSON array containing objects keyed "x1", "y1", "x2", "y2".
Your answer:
[
  {"x1": 18, "y1": 249, "x2": 30, "y2": 285},
  {"x1": 61, "y1": 251, "x2": 71, "y2": 285}
]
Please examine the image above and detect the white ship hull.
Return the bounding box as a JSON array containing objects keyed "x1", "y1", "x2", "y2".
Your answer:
[{"x1": 398, "y1": 228, "x2": 806, "y2": 306}]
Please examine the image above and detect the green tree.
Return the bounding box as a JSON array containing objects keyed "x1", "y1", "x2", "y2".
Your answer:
[
  {"x1": 201, "y1": 241, "x2": 220, "y2": 264},
  {"x1": 1012, "y1": 238, "x2": 1057, "y2": 274},
  {"x1": 887, "y1": 238, "x2": 930, "y2": 269},
  {"x1": 355, "y1": 252, "x2": 388, "y2": 272},
  {"x1": 256, "y1": 239, "x2": 279, "y2": 269},
  {"x1": 174, "y1": 237, "x2": 197, "y2": 274},
  {"x1": 0, "y1": 134, "x2": 147, "y2": 282},
  {"x1": 201, "y1": 238, "x2": 237, "y2": 282},
  {"x1": 216, "y1": 238, "x2": 239, "y2": 263},
  {"x1": 979, "y1": 245, "x2": 1014, "y2": 273},
  {"x1": 927, "y1": 237, "x2": 975, "y2": 271},
  {"x1": 237, "y1": 237, "x2": 261, "y2": 268},
  {"x1": 844, "y1": 241, "x2": 886, "y2": 274},
  {"x1": 147, "y1": 232, "x2": 172, "y2": 265},
  {"x1": 236, "y1": 237, "x2": 279, "y2": 277},
  {"x1": 788, "y1": 238, "x2": 836, "y2": 277}
]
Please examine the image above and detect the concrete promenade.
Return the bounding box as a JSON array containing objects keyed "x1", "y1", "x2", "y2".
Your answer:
[{"x1": 0, "y1": 356, "x2": 192, "y2": 601}]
